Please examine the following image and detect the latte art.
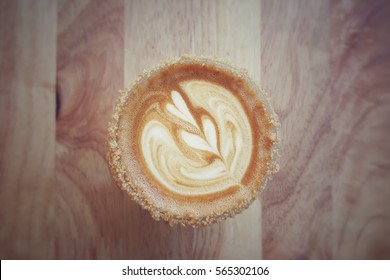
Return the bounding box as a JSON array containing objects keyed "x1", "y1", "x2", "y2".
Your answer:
[
  {"x1": 107, "y1": 57, "x2": 280, "y2": 227},
  {"x1": 141, "y1": 81, "x2": 252, "y2": 197}
]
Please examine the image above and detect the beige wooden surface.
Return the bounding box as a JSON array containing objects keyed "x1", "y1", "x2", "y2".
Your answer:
[
  {"x1": 0, "y1": 0, "x2": 56, "y2": 258},
  {"x1": 1, "y1": 0, "x2": 390, "y2": 259}
]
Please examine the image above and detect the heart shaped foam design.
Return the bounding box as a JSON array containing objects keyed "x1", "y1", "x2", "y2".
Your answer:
[{"x1": 141, "y1": 80, "x2": 252, "y2": 197}]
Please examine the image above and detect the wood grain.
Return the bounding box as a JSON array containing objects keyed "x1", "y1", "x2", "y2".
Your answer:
[
  {"x1": 261, "y1": 0, "x2": 332, "y2": 259},
  {"x1": 55, "y1": 0, "x2": 125, "y2": 259},
  {"x1": 261, "y1": 0, "x2": 390, "y2": 259},
  {"x1": 1, "y1": 0, "x2": 389, "y2": 259},
  {"x1": 330, "y1": 0, "x2": 390, "y2": 259},
  {"x1": 0, "y1": 0, "x2": 57, "y2": 259}
]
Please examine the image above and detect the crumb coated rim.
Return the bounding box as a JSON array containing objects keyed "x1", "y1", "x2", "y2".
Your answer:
[{"x1": 107, "y1": 55, "x2": 281, "y2": 227}]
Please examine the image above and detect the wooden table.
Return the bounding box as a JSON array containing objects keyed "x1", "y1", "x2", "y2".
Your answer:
[{"x1": 1, "y1": 0, "x2": 390, "y2": 259}]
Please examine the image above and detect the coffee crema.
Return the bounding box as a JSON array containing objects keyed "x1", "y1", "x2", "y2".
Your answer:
[{"x1": 107, "y1": 56, "x2": 280, "y2": 227}]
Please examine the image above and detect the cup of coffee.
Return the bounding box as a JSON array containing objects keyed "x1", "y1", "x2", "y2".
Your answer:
[{"x1": 107, "y1": 56, "x2": 280, "y2": 227}]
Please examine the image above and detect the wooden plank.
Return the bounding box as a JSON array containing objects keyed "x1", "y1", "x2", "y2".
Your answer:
[
  {"x1": 260, "y1": 0, "x2": 332, "y2": 259},
  {"x1": 124, "y1": 0, "x2": 262, "y2": 259},
  {"x1": 261, "y1": 0, "x2": 390, "y2": 259},
  {"x1": 330, "y1": 0, "x2": 390, "y2": 259},
  {"x1": 55, "y1": 0, "x2": 125, "y2": 259},
  {"x1": 0, "y1": 0, "x2": 57, "y2": 259}
]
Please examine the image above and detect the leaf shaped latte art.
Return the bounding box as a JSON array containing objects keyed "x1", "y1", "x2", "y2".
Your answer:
[{"x1": 141, "y1": 80, "x2": 253, "y2": 197}]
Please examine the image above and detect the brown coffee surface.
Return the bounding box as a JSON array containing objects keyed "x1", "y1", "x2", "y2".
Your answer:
[{"x1": 108, "y1": 57, "x2": 279, "y2": 226}]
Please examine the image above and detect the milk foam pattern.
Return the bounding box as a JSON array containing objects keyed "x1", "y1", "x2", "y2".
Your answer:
[{"x1": 141, "y1": 80, "x2": 253, "y2": 197}]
